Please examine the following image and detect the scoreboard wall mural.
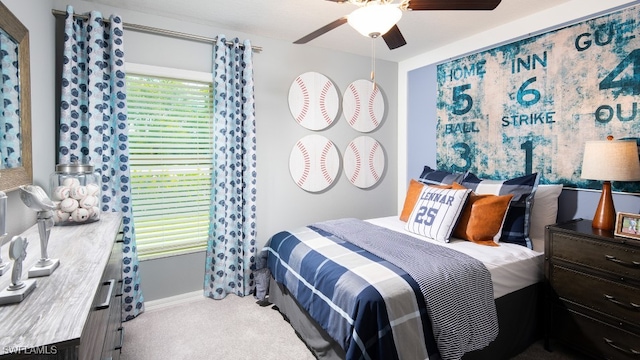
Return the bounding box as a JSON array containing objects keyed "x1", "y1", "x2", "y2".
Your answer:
[{"x1": 436, "y1": 4, "x2": 640, "y2": 193}]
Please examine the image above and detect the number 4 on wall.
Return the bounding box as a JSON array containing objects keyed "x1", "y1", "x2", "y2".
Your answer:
[{"x1": 599, "y1": 48, "x2": 640, "y2": 95}]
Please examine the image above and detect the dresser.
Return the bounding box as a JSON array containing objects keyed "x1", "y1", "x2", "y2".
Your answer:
[
  {"x1": 0, "y1": 212, "x2": 124, "y2": 359},
  {"x1": 544, "y1": 219, "x2": 640, "y2": 360}
]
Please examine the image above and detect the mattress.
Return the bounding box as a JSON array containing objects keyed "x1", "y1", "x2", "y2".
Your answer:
[{"x1": 366, "y1": 216, "x2": 544, "y2": 299}]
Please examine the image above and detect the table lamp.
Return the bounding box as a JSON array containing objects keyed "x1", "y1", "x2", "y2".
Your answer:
[{"x1": 580, "y1": 136, "x2": 640, "y2": 231}]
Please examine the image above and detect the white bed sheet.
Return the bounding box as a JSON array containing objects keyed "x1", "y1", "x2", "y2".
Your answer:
[{"x1": 366, "y1": 216, "x2": 544, "y2": 299}]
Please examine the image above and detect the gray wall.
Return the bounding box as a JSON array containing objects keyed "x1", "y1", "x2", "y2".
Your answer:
[
  {"x1": 4, "y1": 0, "x2": 398, "y2": 301},
  {"x1": 2, "y1": 0, "x2": 56, "y2": 235},
  {"x1": 406, "y1": 65, "x2": 436, "y2": 180},
  {"x1": 403, "y1": 2, "x2": 640, "y2": 225}
]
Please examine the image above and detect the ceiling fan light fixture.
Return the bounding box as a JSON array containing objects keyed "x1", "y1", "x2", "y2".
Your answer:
[{"x1": 347, "y1": 3, "x2": 402, "y2": 38}]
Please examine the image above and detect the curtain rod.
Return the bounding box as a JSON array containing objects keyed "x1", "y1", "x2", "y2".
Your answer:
[{"x1": 51, "y1": 9, "x2": 262, "y2": 53}]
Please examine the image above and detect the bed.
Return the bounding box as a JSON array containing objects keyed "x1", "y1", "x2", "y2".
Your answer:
[{"x1": 256, "y1": 167, "x2": 563, "y2": 360}]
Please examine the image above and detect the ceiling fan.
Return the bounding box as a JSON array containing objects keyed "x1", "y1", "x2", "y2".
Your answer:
[{"x1": 294, "y1": 0, "x2": 503, "y2": 50}]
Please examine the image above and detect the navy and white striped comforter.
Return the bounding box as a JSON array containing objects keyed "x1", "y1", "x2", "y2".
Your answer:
[{"x1": 263, "y1": 218, "x2": 498, "y2": 360}]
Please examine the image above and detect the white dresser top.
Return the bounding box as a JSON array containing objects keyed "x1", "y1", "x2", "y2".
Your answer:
[{"x1": 0, "y1": 212, "x2": 122, "y2": 354}]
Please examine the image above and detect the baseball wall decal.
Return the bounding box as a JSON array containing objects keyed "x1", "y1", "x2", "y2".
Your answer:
[
  {"x1": 343, "y1": 136, "x2": 385, "y2": 189},
  {"x1": 343, "y1": 79, "x2": 385, "y2": 133},
  {"x1": 289, "y1": 135, "x2": 340, "y2": 193},
  {"x1": 288, "y1": 72, "x2": 340, "y2": 131}
]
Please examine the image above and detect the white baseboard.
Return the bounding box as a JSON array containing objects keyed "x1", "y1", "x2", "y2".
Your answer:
[{"x1": 144, "y1": 290, "x2": 204, "y2": 312}]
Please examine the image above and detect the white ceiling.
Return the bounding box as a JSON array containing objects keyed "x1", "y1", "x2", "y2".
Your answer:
[{"x1": 86, "y1": 0, "x2": 572, "y2": 62}]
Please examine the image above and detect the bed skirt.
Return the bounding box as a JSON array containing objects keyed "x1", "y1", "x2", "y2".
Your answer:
[{"x1": 267, "y1": 277, "x2": 542, "y2": 360}]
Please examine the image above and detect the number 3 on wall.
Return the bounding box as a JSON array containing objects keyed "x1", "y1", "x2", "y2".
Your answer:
[{"x1": 449, "y1": 140, "x2": 536, "y2": 175}]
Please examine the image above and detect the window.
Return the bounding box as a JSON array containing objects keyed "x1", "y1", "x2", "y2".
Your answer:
[{"x1": 126, "y1": 64, "x2": 214, "y2": 260}]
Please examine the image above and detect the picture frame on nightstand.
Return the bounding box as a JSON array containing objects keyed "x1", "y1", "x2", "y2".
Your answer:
[{"x1": 614, "y1": 211, "x2": 640, "y2": 239}]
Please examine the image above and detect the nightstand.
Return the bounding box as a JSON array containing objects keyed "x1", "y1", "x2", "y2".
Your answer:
[{"x1": 544, "y1": 219, "x2": 640, "y2": 360}]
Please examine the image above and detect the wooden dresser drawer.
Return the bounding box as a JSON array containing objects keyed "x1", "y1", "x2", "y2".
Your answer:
[
  {"x1": 549, "y1": 231, "x2": 640, "y2": 280},
  {"x1": 80, "y1": 230, "x2": 124, "y2": 360},
  {"x1": 80, "y1": 274, "x2": 115, "y2": 359},
  {"x1": 103, "y1": 237, "x2": 124, "y2": 359},
  {"x1": 550, "y1": 265, "x2": 640, "y2": 327},
  {"x1": 553, "y1": 306, "x2": 640, "y2": 360},
  {"x1": 545, "y1": 220, "x2": 640, "y2": 359}
]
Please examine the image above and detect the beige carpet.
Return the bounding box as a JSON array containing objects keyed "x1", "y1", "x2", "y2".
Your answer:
[
  {"x1": 121, "y1": 294, "x2": 316, "y2": 360},
  {"x1": 120, "y1": 294, "x2": 582, "y2": 360}
]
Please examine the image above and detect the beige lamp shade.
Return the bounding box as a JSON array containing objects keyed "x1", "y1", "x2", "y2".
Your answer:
[{"x1": 581, "y1": 139, "x2": 640, "y2": 182}]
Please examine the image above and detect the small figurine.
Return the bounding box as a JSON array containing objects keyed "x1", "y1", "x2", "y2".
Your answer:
[
  {"x1": 0, "y1": 236, "x2": 37, "y2": 305},
  {"x1": 19, "y1": 185, "x2": 60, "y2": 277},
  {"x1": 8, "y1": 236, "x2": 28, "y2": 290}
]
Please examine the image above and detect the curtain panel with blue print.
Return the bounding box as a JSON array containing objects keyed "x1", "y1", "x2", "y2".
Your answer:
[
  {"x1": 204, "y1": 36, "x2": 257, "y2": 300},
  {"x1": 0, "y1": 30, "x2": 21, "y2": 169},
  {"x1": 58, "y1": 6, "x2": 144, "y2": 320}
]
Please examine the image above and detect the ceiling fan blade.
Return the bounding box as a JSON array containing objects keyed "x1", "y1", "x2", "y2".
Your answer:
[
  {"x1": 293, "y1": 17, "x2": 348, "y2": 44},
  {"x1": 408, "y1": 0, "x2": 501, "y2": 10},
  {"x1": 382, "y1": 25, "x2": 407, "y2": 50}
]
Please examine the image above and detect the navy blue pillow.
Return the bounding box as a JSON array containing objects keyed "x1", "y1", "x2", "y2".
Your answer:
[
  {"x1": 418, "y1": 166, "x2": 465, "y2": 186},
  {"x1": 461, "y1": 172, "x2": 539, "y2": 249}
]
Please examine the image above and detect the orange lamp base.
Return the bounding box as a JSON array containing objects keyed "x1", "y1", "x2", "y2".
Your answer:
[{"x1": 592, "y1": 181, "x2": 616, "y2": 231}]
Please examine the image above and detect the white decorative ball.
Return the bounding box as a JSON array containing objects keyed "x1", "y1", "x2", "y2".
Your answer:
[
  {"x1": 89, "y1": 206, "x2": 101, "y2": 220},
  {"x1": 71, "y1": 208, "x2": 90, "y2": 222},
  {"x1": 86, "y1": 183, "x2": 100, "y2": 196},
  {"x1": 62, "y1": 177, "x2": 80, "y2": 188},
  {"x1": 53, "y1": 186, "x2": 70, "y2": 201},
  {"x1": 52, "y1": 210, "x2": 70, "y2": 223},
  {"x1": 79, "y1": 195, "x2": 98, "y2": 209},
  {"x1": 59, "y1": 198, "x2": 79, "y2": 213},
  {"x1": 70, "y1": 185, "x2": 88, "y2": 200}
]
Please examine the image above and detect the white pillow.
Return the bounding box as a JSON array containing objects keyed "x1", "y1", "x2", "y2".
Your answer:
[
  {"x1": 405, "y1": 186, "x2": 471, "y2": 242},
  {"x1": 530, "y1": 184, "x2": 563, "y2": 251}
]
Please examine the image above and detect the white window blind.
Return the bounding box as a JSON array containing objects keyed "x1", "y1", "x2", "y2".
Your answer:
[{"x1": 127, "y1": 69, "x2": 214, "y2": 260}]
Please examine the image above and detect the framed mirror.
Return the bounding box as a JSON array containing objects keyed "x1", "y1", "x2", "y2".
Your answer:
[{"x1": 0, "y1": 1, "x2": 32, "y2": 191}]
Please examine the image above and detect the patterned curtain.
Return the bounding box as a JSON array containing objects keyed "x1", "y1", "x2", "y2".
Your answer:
[
  {"x1": 0, "y1": 30, "x2": 21, "y2": 169},
  {"x1": 204, "y1": 36, "x2": 257, "y2": 299},
  {"x1": 58, "y1": 6, "x2": 144, "y2": 320}
]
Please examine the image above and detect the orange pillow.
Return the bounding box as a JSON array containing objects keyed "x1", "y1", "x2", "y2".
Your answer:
[
  {"x1": 400, "y1": 180, "x2": 427, "y2": 222},
  {"x1": 400, "y1": 180, "x2": 457, "y2": 222},
  {"x1": 452, "y1": 192, "x2": 514, "y2": 246},
  {"x1": 450, "y1": 182, "x2": 467, "y2": 190}
]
